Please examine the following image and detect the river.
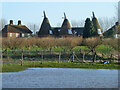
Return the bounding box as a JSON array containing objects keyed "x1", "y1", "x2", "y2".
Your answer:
[{"x1": 2, "y1": 68, "x2": 119, "y2": 88}]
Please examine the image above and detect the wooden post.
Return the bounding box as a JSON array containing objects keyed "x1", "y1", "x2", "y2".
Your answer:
[
  {"x1": 1, "y1": 54, "x2": 2, "y2": 65},
  {"x1": 21, "y1": 52, "x2": 23, "y2": 66},
  {"x1": 83, "y1": 53, "x2": 85, "y2": 63},
  {"x1": 41, "y1": 54, "x2": 43, "y2": 64},
  {"x1": 95, "y1": 54, "x2": 96, "y2": 62},
  {"x1": 50, "y1": 48, "x2": 51, "y2": 55},
  {"x1": 73, "y1": 52, "x2": 75, "y2": 62},
  {"x1": 64, "y1": 49, "x2": 65, "y2": 53},
  {"x1": 110, "y1": 54, "x2": 112, "y2": 63},
  {"x1": 80, "y1": 49, "x2": 81, "y2": 54},
  {"x1": 93, "y1": 52, "x2": 96, "y2": 62},
  {"x1": 58, "y1": 53, "x2": 61, "y2": 63},
  {"x1": 7, "y1": 49, "x2": 9, "y2": 61}
]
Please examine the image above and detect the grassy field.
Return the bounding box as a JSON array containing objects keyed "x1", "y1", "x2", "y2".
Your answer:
[{"x1": 2, "y1": 61, "x2": 120, "y2": 72}]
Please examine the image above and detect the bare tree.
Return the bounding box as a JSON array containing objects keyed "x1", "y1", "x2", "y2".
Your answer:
[
  {"x1": 33, "y1": 24, "x2": 36, "y2": 36},
  {"x1": 27, "y1": 23, "x2": 39, "y2": 36},
  {"x1": 98, "y1": 17, "x2": 116, "y2": 32},
  {"x1": 118, "y1": 1, "x2": 120, "y2": 22},
  {"x1": 56, "y1": 23, "x2": 61, "y2": 27},
  {"x1": 0, "y1": 19, "x2": 7, "y2": 30},
  {"x1": 71, "y1": 20, "x2": 84, "y2": 27},
  {"x1": 98, "y1": 2, "x2": 118, "y2": 32},
  {"x1": 83, "y1": 37, "x2": 102, "y2": 62}
]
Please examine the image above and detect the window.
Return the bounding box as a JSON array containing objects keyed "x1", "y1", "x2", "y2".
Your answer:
[
  {"x1": 114, "y1": 34, "x2": 118, "y2": 38},
  {"x1": 10, "y1": 33, "x2": 12, "y2": 37},
  {"x1": 97, "y1": 29, "x2": 102, "y2": 34},
  {"x1": 68, "y1": 29, "x2": 72, "y2": 34},
  {"x1": 22, "y1": 33, "x2": 24, "y2": 37},
  {"x1": 74, "y1": 31, "x2": 77, "y2": 34},
  {"x1": 49, "y1": 30, "x2": 53, "y2": 34},
  {"x1": 27, "y1": 34, "x2": 30, "y2": 36},
  {"x1": 16, "y1": 33, "x2": 19, "y2": 37}
]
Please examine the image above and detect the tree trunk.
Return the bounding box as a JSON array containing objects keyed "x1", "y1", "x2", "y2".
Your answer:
[
  {"x1": 92, "y1": 50, "x2": 96, "y2": 62},
  {"x1": 41, "y1": 54, "x2": 43, "y2": 64},
  {"x1": 58, "y1": 53, "x2": 61, "y2": 63},
  {"x1": 21, "y1": 52, "x2": 23, "y2": 66}
]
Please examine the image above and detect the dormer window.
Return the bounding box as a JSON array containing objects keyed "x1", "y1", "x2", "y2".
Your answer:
[{"x1": 97, "y1": 29, "x2": 102, "y2": 34}]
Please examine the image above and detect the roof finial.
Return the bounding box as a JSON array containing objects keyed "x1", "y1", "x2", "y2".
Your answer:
[
  {"x1": 92, "y1": 12, "x2": 95, "y2": 18},
  {"x1": 43, "y1": 11, "x2": 47, "y2": 18},
  {"x1": 64, "y1": 12, "x2": 67, "y2": 19}
]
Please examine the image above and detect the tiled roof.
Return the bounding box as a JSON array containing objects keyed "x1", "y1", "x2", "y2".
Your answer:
[
  {"x1": 92, "y1": 12, "x2": 103, "y2": 36},
  {"x1": 38, "y1": 11, "x2": 52, "y2": 36},
  {"x1": 60, "y1": 19, "x2": 72, "y2": 35},
  {"x1": 72, "y1": 27, "x2": 84, "y2": 35},
  {"x1": 108, "y1": 24, "x2": 120, "y2": 34},
  {"x1": 2, "y1": 25, "x2": 32, "y2": 33}
]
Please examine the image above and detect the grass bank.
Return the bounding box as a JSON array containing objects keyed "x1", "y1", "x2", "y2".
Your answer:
[{"x1": 2, "y1": 61, "x2": 120, "y2": 72}]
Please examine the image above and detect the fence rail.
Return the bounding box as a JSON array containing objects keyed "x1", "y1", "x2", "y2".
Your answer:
[{"x1": 1, "y1": 49, "x2": 118, "y2": 65}]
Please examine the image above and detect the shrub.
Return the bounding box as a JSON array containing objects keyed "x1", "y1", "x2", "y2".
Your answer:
[{"x1": 96, "y1": 44, "x2": 114, "y2": 56}]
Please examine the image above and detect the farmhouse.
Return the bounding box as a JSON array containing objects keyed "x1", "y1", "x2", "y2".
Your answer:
[
  {"x1": 1, "y1": 20, "x2": 32, "y2": 38},
  {"x1": 103, "y1": 22, "x2": 120, "y2": 38}
]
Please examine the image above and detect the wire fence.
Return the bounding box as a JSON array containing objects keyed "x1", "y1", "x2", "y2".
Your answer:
[
  {"x1": 2, "y1": 49, "x2": 94, "y2": 63},
  {"x1": 1, "y1": 49, "x2": 118, "y2": 65}
]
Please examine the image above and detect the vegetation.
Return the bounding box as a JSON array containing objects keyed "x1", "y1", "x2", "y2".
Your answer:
[
  {"x1": 82, "y1": 37, "x2": 102, "y2": 62},
  {"x1": 2, "y1": 37, "x2": 119, "y2": 61},
  {"x1": 1, "y1": 37, "x2": 119, "y2": 72},
  {"x1": 2, "y1": 61, "x2": 120, "y2": 72},
  {"x1": 103, "y1": 28, "x2": 115, "y2": 38},
  {"x1": 2, "y1": 37, "x2": 83, "y2": 50},
  {"x1": 83, "y1": 18, "x2": 98, "y2": 38}
]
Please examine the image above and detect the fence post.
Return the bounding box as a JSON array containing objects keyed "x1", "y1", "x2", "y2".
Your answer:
[
  {"x1": 50, "y1": 48, "x2": 52, "y2": 55},
  {"x1": 21, "y1": 52, "x2": 23, "y2": 66},
  {"x1": 1, "y1": 53, "x2": 2, "y2": 66},
  {"x1": 80, "y1": 49, "x2": 81, "y2": 54},
  {"x1": 7, "y1": 49, "x2": 9, "y2": 61},
  {"x1": 110, "y1": 54, "x2": 112, "y2": 63},
  {"x1": 58, "y1": 53, "x2": 61, "y2": 63},
  {"x1": 73, "y1": 52, "x2": 75, "y2": 62},
  {"x1": 83, "y1": 52, "x2": 85, "y2": 63},
  {"x1": 41, "y1": 53, "x2": 43, "y2": 64},
  {"x1": 64, "y1": 49, "x2": 65, "y2": 53}
]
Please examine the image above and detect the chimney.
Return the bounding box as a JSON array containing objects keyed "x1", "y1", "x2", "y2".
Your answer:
[
  {"x1": 10, "y1": 20, "x2": 13, "y2": 25},
  {"x1": 18, "y1": 20, "x2": 21, "y2": 25}
]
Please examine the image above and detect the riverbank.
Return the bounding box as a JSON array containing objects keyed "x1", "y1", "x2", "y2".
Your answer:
[{"x1": 2, "y1": 61, "x2": 120, "y2": 72}]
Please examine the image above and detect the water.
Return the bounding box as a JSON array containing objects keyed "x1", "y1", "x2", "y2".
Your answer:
[{"x1": 2, "y1": 68, "x2": 118, "y2": 88}]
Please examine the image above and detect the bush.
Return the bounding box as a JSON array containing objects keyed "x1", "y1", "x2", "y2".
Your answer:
[
  {"x1": 96, "y1": 44, "x2": 114, "y2": 56},
  {"x1": 72, "y1": 46, "x2": 90, "y2": 53},
  {"x1": 2, "y1": 37, "x2": 83, "y2": 50}
]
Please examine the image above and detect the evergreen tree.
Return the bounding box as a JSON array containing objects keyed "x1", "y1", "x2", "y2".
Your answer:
[
  {"x1": 83, "y1": 18, "x2": 98, "y2": 38},
  {"x1": 103, "y1": 28, "x2": 115, "y2": 38}
]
